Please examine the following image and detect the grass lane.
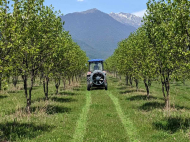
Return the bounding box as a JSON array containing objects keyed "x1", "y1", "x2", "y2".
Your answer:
[
  {"x1": 108, "y1": 92, "x2": 139, "y2": 142},
  {"x1": 72, "y1": 91, "x2": 91, "y2": 142},
  {"x1": 83, "y1": 88, "x2": 129, "y2": 142}
]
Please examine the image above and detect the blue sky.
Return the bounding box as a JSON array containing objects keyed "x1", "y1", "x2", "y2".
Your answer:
[
  {"x1": 43, "y1": 0, "x2": 148, "y2": 17},
  {"x1": 7, "y1": 0, "x2": 148, "y2": 17}
]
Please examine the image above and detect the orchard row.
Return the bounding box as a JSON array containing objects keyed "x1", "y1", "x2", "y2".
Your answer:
[
  {"x1": 105, "y1": 0, "x2": 190, "y2": 112},
  {"x1": 0, "y1": 0, "x2": 88, "y2": 112}
]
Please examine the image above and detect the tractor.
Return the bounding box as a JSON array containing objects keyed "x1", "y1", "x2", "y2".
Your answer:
[{"x1": 87, "y1": 59, "x2": 108, "y2": 91}]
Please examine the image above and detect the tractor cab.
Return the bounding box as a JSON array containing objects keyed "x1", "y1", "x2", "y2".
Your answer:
[{"x1": 88, "y1": 59, "x2": 104, "y2": 72}]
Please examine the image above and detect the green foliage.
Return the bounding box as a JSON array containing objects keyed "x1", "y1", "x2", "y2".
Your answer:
[
  {"x1": 0, "y1": 0, "x2": 88, "y2": 110},
  {"x1": 106, "y1": 0, "x2": 190, "y2": 110}
]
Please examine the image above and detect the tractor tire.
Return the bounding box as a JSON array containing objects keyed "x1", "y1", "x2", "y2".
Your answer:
[
  {"x1": 87, "y1": 84, "x2": 91, "y2": 91},
  {"x1": 105, "y1": 84, "x2": 108, "y2": 90}
]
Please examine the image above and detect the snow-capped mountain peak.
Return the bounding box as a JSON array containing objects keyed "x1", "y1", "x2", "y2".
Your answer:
[{"x1": 109, "y1": 12, "x2": 143, "y2": 28}]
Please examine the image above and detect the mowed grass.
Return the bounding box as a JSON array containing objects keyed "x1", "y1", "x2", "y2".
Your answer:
[
  {"x1": 0, "y1": 75, "x2": 190, "y2": 142},
  {"x1": 110, "y1": 76, "x2": 190, "y2": 142},
  {"x1": 83, "y1": 89, "x2": 128, "y2": 142},
  {"x1": 0, "y1": 79, "x2": 87, "y2": 142}
]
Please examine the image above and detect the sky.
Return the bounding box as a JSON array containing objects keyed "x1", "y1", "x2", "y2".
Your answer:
[{"x1": 42, "y1": 0, "x2": 148, "y2": 17}]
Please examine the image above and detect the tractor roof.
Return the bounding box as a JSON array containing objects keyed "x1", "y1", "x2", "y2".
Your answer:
[{"x1": 88, "y1": 59, "x2": 104, "y2": 62}]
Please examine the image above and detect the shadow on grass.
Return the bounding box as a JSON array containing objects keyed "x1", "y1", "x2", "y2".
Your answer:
[
  {"x1": 50, "y1": 91, "x2": 78, "y2": 96},
  {"x1": 73, "y1": 88, "x2": 84, "y2": 91},
  {"x1": 139, "y1": 101, "x2": 190, "y2": 111},
  {"x1": 174, "y1": 105, "x2": 190, "y2": 111},
  {"x1": 60, "y1": 86, "x2": 82, "y2": 91},
  {"x1": 109, "y1": 77, "x2": 118, "y2": 82},
  {"x1": 185, "y1": 87, "x2": 190, "y2": 90},
  {"x1": 182, "y1": 96, "x2": 190, "y2": 101},
  {"x1": 117, "y1": 86, "x2": 131, "y2": 90},
  {"x1": 31, "y1": 97, "x2": 47, "y2": 103},
  {"x1": 139, "y1": 102, "x2": 165, "y2": 111},
  {"x1": 120, "y1": 89, "x2": 146, "y2": 94},
  {"x1": 153, "y1": 117, "x2": 190, "y2": 133},
  {"x1": 31, "y1": 105, "x2": 71, "y2": 114},
  {"x1": 112, "y1": 80, "x2": 119, "y2": 83},
  {"x1": 7, "y1": 90, "x2": 21, "y2": 94},
  {"x1": 20, "y1": 86, "x2": 39, "y2": 91},
  {"x1": 0, "y1": 122, "x2": 53, "y2": 141},
  {"x1": 51, "y1": 97, "x2": 77, "y2": 103},
  {"x1": 0, "y1": 95, "x2": 8, "y2": 99},
  {"x1": 58, "y1": 91, "x2": 78, "y2": 96},
  {"x1": 127, "y1": 95, "x2": 161, "y2": 101},
  {"x1": 173, "y1": 83, "x2": 182, "y2": 86},
  {"x1": 90, "y1": 87, "x2": 105, "y2": 91}
]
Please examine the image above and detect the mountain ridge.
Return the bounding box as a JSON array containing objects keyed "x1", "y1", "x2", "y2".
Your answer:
[
  {"x1": 61, "y1": 8, "x2": 139, "y2": 59},
  {"x1": 109, "y1": 12, "x2": 143, "y2": 28}
]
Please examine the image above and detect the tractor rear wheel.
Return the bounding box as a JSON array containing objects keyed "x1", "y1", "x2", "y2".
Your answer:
[
  {"x1": 105, "y1": 84, "x2": 108, "y2": 90},
  {"x1": 87, "y1": 84, "x2": 91, "y2": 91}
]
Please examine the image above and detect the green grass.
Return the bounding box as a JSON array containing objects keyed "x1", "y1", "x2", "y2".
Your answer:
[
  {"x1": 83, "y1": 89, "x2": 128, "y2": 142},
  {"x1": 108, "y1": 92, "x2": 139, "y2": 142},
  {"x1": 110, "y1": 76, "x2": 190, "y2": 142},
  {"x1": 0, "y1": 79, "x2": 86, "y2": 142},
  {"x1": 72, "y1": 92, "x2": 91, "y2": 142},
  {"x1": 0, "y1": 76, "x2": 190, "y2": 141}
]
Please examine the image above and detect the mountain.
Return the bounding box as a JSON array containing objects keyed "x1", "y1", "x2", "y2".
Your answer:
[
  {"x1": 109, "y1": 12, "x2": 143, "y2": 28},
  {"x1": 73, "y1": 39, "x2": 99, "y2": 59},
  {"x1": 60, "y1": 9, "x2": 136, "y2": 59}
]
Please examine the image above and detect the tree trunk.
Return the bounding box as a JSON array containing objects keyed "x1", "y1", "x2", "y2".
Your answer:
[
  {"x1": 0, "y1": 74, "x2": 2, "y2": 90},
  {"x1": 62, "y1": 78, "x2": 66, "y2": 90},
  {"x1": 55, "y1": 78, "x2": 60, "y2": 95},
  {"x1": 55, "y1": 84, "x2": 58, "y2": 94},
  {"x1": 144, "y1": 79, "x2": 149, "y2": 98},
  {"x1": 165, "y1": 75, "x2": 170, "y2": 115},
  {"x1": 12, "y1": 76, "x2": 18, "y2": 87},
  {"x1": 76, "y1": 76, "x2": 78, "y2": 82},
  {"x1": 135, "y1": 78, "x2": 138, "y2": 91},
  {"x1": 72, "y1": 75, "x2": 74, "y2": 83},
  {"x1": 126, "y1": 75, "x2": 129, "y2": 86},
  {"x1": 22, "y1": 74, "x2": 31, "y2": 113},
  {"x1": 129, "y1": 75, "x2": 133, "y2": 87},
  {"x1": 45, "y1": 76, "x2": 49, "y2": 100},
  {"x1": 40, "y1": 73, "x2": 43, "y2": 85},
  {"x1": 26, "y1": 70, "x2": 35, "y2": 113},
  {"x1": 64, "y1": 80, "x2": 66, "y2": 89},
  {"x1": 161, "y1": 73, "x2": 170, "y2": 115},
  {"x1": 22, "y1": 74, "x2": 28, "y2": 99},
  {"x1": 148, "y1": 79, "x2": 151, "y2": 87},
  {"x1": 69, "y1": 77, "x2": 71, "y2": 85},
  {"x1": 43, "y1": 79, "x2": 45, "y2": 94},
  {"x1": 43, "y1": 76, "x2": 49, "y2": 100},
  {"x1": 161, "y1": 76, "x2": 166, "y2": 99}
]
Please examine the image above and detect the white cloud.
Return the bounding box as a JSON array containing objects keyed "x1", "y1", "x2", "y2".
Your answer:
[
  {"x1": 132, "y1": 9, "x2": 147, "y2": 17},
  {"x1": 77, "y1": 0, "x2": 84, "y2": 2}
]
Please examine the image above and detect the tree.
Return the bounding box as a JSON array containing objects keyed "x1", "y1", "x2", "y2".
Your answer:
[{"x1": 143, "y1": 0, "x2": 190, "y2": 112}]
